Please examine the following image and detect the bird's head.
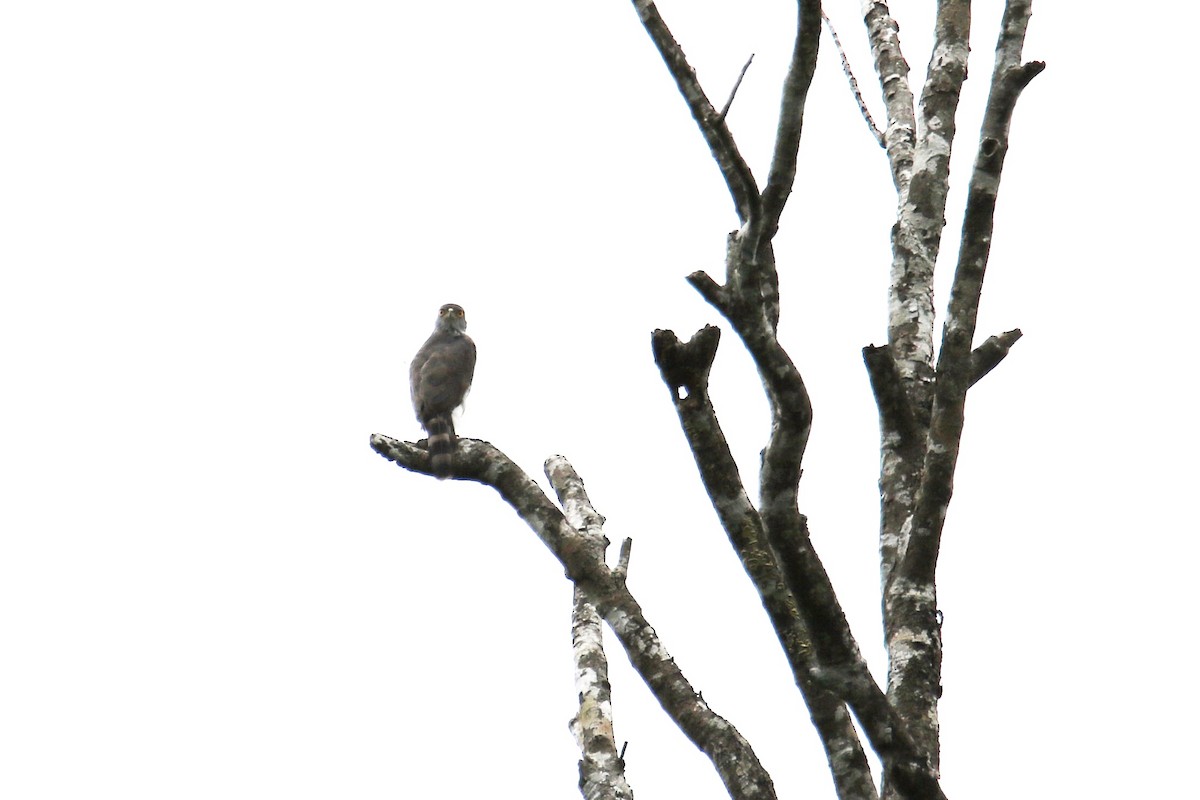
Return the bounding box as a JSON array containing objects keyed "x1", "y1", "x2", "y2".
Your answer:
[{"x1": 436, "y1": 303, "x2": 468, "y2": 333}]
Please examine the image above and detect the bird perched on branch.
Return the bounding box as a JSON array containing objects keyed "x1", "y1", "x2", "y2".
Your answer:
[{"x1": 409, "y1": 303, "x2": 476, "y2": 479}]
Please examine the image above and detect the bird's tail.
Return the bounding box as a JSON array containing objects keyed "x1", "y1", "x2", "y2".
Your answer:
[{"x1": 425, "y1": 414, "x2": 457, "y2": 479}]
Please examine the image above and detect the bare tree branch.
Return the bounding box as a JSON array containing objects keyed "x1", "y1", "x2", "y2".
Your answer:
[
  {"x1": 901, "y1": 1, "x2": 1043, "y2": 589},
  {"x1": 638, "y1": 3, "x2": 945, "y2": 796},
  {"x1": 858, "y1": 5, "x2": 974, "y2": 782},
  {"x1": 650, "y1": 323, "x2": 947, "y2": 799},
  {"x1": 629, "y1": 0, "x2": 760, "y2": 223},
  {"x1": 651, "y1": 328, "x2": 878, "y2": 800},
  {"x1": 885, "y1": 3, "x2": 1040, "y2": 784},
  {"x1": 968, "y1": 328, "x2": 1023, "y2": 387},
  {"x1": 718, "y1": 54, "x2": 755, "y2": 122},
  {"x1": 686, "y1": 260, "x2": 816, "y2": 583},
  {"x1": 370, "y1": 434, "x2": 778, "y2": 800},
  {"x1": 772, "y1": 518, "x2": 947, "y2": 800},
  {"x1": 643, "y1": 1, "x2": 819, "y2": 334},
  {"x1": 884, "y1": 0, "x2": 972, "y2": 403},
  {"x1": 629, "y1": 2, "x2": 1032, "y2": 797},
  {"x1": 861, "y1": 1, "x2": 916, "y2": 192},
  {"x1": 860, "y1": 4, "x2": 928, "y2": 665},
  {"x1": 746, "y1": 0, "x2": 822, "y2": 260},
  {"x1": 881, "y1": 0, "x2": 971, "y2": 391},
  {"x1": 568, "y1": 585, "x2": 633, "y2": 800},
  {"x1": 823, "y1": 10, "x2": 885, "y2": 148},
  {"x1": 913, "y1": 0, "x2": 972, "y2": 231},
  {"x1": 550, "y1": 458, "x2": 635, "y2": 800}
]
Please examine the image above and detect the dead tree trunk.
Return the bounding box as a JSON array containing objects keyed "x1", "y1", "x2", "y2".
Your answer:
[{"x1": 372, "y1": 2, "x2": 1042, "y2": 798}]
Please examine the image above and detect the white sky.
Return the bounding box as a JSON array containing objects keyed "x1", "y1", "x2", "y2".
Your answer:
[{"x1": 1, "y1": 1, "x2": 1194, "y2": 797}]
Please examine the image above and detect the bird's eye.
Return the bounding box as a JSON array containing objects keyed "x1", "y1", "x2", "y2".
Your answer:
[{"x1": 456, "y1": 309, "x2": 464, "y2": 317}]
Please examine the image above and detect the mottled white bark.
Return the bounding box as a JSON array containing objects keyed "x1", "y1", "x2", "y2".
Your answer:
[
  {"x1": 861, "y1": 1, "x2": 916, "y2": 193},
  {"x1": 549, "y1": 456, "x2": 635, "y2": 800},
  {"x1": 861, "y1": 3, "x2": 1042, "y2": 797},
  {"x1": 569, "y1": 588, "x2": 633, "y2": 800}
]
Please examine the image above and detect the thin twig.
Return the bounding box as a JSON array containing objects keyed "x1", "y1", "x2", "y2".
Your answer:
[
  {"x1": 717, "y1": 54, "x2": 755, "y2": 121},
  {"x1": 630, "y1": 0, "x2": 759, "y2": 222},
  {"x1": 823, "y1": 10, "x2": 884, "y2": 148}
]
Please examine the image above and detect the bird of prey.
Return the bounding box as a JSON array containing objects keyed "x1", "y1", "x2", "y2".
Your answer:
[{"x1": 409, "y1": 303, "x2": 476, "y2": 479}]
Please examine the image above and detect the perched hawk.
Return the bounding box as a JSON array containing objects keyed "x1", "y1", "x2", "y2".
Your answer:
[{"x1": 409, "y1": 303, "x2": 476, "y2": 479}]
